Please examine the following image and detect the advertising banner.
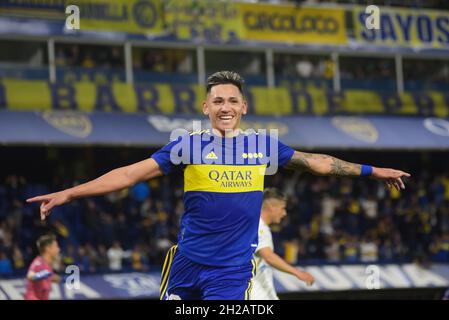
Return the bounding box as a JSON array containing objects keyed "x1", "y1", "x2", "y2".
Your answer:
[
  {"x1": 0, "y1": 0, "x2": 164, "y2": 35},
  {"x1": 1, "y1": 111, "x2": 449, "y2": 149},
  {"x1": 240, "y1": 3, "x2": 347, "y2": 45},
  {"x1": 1, "y1": 79, "x2": 448, "y2": 117},
  {"x1": 352, "y1": 6, "x2": 449, "y2": 49},
  {"x1": 1, "y1": 264, "x2": 448, "y2": 299}
]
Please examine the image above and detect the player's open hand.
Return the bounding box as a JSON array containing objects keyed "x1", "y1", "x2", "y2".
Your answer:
[
  {"x1": 26, "y1": 191, "x2": 71, "y2": 221},
  {"x1": 296, "y1": 270, "x2": 315, "y2": 286},
  {"x1": 372, "y1": 167, "x2": 411, "y2": 191}
]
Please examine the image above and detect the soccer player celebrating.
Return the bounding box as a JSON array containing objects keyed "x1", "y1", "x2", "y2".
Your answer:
[
  {"x1": 252, "y1": 188, "x2": 314, "y2": 300},
  {"x1": 24, "y1": 234, "x2": 60, "y2": 300},
  {"x1": 27, "y1": 71, "x2": 410, "y2": 300}
]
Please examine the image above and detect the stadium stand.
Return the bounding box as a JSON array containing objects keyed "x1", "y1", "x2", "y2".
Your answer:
[{"x1": 0, "y1": 0, "x2": 449, "y2": 299}]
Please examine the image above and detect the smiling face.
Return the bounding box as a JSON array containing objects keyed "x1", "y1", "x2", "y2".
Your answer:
[{"x1": 203, "y1": 84, "x2": 247, "y2": 136}]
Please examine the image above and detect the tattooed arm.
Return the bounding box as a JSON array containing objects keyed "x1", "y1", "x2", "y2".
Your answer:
[
  {"x1": 285, "y1": 151, "x2": 411, "y2": 190},
  {"x1": 285, "y1": 152, "x2": 362, "y2": 176}
]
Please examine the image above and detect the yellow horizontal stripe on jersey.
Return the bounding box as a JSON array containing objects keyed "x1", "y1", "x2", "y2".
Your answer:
[{"x1": 184, "y1": 164, "x2": 267, "y2": 193}]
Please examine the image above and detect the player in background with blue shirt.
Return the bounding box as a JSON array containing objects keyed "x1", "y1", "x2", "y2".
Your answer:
[{"x1": 27, "y1": 71, "x2": 411, "y2": 300}]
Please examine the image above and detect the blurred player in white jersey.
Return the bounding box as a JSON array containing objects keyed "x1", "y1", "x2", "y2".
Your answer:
[{"x1": 251, "y1": 188, "x2": 315, "y2": 300}]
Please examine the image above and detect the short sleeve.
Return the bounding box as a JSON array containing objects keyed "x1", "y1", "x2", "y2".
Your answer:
[
  {"x1": 151, "y1": 137, "x2": 183, "y2": 175},
  {"x1": 29, "y1": 259, "x2": 44, "y2": 273},
  {"x1": 266, "y1": 135, "x2": 294, "y2": 168},
  {"x1": 277, "y1": 138, "x2": 295, "y2": 168},
  {"x1": 256, "y1": 224, "x2": 273, "y2": 252}
]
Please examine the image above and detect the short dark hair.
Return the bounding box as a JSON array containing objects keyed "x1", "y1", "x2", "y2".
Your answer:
[
  {"x1": 263, "y1": 188, "x2": 287, "y2": 202},
  {"x1": 206, "y1": 71, "x2": 245, "y2": 95},
  {"x1": 36, "y1": 234, "x2": 56, "y2": 254}
]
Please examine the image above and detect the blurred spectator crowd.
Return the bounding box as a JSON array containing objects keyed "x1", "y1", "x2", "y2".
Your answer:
[
  {"x1": 2, "y1": 39, "x2": 449, "y2": 90},
  {"x1": 275, "y1": 55, "x2": 334, "y2": 80},
  {"x1": 268, "y1": 171, "x2": 449, "y2": 266},
  {"x1": 54, "y1": 44, "x2": 194, "y2": 75},
  {"x1": 1, "y1": 166, "x2": 449, "y2": 278},
  {"x1": 55, "y1": 45, "x2": 124, "y2": 70}
]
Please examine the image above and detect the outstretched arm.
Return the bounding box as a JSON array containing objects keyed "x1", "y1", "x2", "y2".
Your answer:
[
  {"x1": 285, "y1": 151, "x2": 410, "y2": 190},
  {"x1": 257, "y1": 247, "x2": 314, "y2": 286},
  {"x1": 27, "y1": 158, "x2": 164, "y2": 220}
]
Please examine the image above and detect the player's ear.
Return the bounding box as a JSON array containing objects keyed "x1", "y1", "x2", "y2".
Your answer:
[
  {"x1": 203, "y1": 100, "x2": 209, "y2": 115},
  {"x1": 242, "y1": 99, "x2": 248, "y2": 115}
]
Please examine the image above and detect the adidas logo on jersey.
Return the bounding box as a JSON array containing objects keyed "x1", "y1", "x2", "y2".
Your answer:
[{"x1": 205, "y1": 151, "x2": 218, "y2": 160}]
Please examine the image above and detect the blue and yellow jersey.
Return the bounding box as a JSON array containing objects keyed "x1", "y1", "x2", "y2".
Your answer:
[{"x1": 151, "y1": 130, "x2": 294, "y2": 267}]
